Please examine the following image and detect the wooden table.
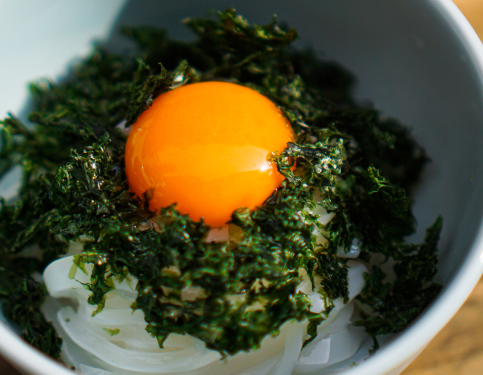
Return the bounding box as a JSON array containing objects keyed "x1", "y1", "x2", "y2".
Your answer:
[{"x1": 1, "y1": 1, "x2": 483, "y2": 374}]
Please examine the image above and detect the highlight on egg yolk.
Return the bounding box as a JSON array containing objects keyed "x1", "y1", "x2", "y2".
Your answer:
[{"x1": 125, "y1": 81, "x2": 294, "y2": 227}]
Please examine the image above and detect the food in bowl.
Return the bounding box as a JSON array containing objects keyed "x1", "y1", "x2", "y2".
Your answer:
[{"x1": 0, "y1": 9, "x2": 442, "y2": 375}]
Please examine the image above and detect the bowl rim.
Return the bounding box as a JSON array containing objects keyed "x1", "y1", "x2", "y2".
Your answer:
[
  {"x1": 1, "y1": 0, "x2": 483, "y2": 374},
  {"x1": 342, "y1": 0, "x2": 483, "y2": 373}
]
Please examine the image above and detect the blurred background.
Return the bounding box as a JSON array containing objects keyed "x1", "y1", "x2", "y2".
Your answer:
[{"x1": 1, "y1": 0, "x2": 483, "y2": 374}]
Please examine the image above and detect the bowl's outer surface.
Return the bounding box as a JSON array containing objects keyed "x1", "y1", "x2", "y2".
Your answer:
[{"x1": 1, "y1": 0, "x2": 483, "y2": 374}]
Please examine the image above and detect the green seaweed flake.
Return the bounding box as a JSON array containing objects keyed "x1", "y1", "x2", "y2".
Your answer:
[
  {"x1": 0, "y1": 9, "x2": 441, "y2": 360},
  {"x1": 103, "y1": 328, "x2": 121, "y2": 337}
]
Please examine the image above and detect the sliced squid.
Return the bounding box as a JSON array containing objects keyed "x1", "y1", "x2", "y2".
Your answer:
[{"x1": 43, "y1": 255, "x2": 368, "y2": 375}]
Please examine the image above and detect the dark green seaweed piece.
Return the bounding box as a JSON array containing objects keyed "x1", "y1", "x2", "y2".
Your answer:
[
  {"x1": 355, "y1": 217, "x2": 443, "y2": 336},
  {"x1": 0, "y1": 268, "x2": 63, "y2": 358},
  {"x1": 0, "y1": 8, "x2": 441, "y2": 359}
]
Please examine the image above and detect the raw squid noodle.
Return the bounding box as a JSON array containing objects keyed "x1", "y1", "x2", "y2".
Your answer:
[{"x1": 43, "y1": 253, "x2": 369, "y2": 375}]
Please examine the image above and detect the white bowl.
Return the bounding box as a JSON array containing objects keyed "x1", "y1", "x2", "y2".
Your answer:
[{"x1": 1, "y1": 1, "x2": 483, "y2": 374}]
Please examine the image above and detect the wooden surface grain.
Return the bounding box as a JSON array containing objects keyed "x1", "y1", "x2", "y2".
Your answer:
[{"x1": 1, "y1": 1, "x2": 482, "y2": 374}]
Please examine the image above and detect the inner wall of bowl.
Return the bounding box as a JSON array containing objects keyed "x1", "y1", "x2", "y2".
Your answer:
[{"x1": 109, "y1": 0, "x2": 483, "y2": 286}]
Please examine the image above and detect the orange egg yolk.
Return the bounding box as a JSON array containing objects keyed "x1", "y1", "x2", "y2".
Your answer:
[{"x1": 125, "y1": 81, "x2": 294, "y2": 227}]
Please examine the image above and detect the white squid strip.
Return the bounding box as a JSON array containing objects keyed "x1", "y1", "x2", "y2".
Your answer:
[
  {"x1": 43, "y1": 256, "x2": 367, "y2": 375},
  {"x1": 294, "y1": 325, "x2": 367, "y2": 374}
]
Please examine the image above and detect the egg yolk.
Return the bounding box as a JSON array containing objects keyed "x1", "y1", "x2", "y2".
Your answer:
[{"x1": 125, "y1": 81, "x2": 294, "y2": 227}]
